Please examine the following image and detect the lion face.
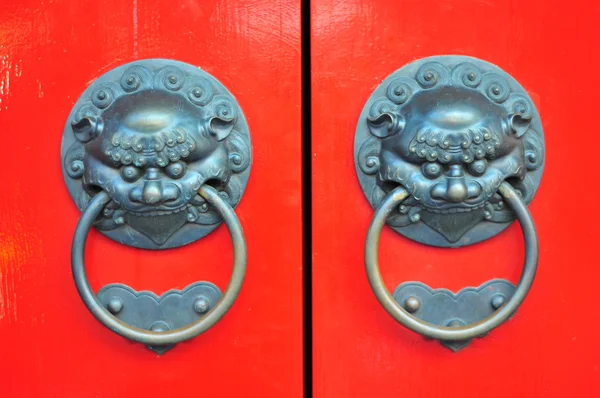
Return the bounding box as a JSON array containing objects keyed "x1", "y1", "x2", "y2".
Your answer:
[
  {"x1": 378, "y1": 87, "x2": 526, "y2": 213},
  {"x1": 79, "y1": 90, "x2": 232, "y2": 216},
  {"x1": 355, "y1": 58, "x2": 544, "y2": 245},
  {"x1": 62, "y1": 61, "x2": 251, "y2": 247}
]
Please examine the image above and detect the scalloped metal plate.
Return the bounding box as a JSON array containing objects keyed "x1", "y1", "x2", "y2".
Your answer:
[
  {"x1": 97, "y1": 281, "x2": 222, "y2": 354},
  {"x1": 393, "y1": 279, "x2": 516, "y2": 351}
]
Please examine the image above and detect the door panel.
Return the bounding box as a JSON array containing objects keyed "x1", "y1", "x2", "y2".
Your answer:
[
  {"x1": 0, "y1": 1, "x2": 302, "y2": 396},
  {"x1": 312, "y1": 0, "x2": 600, "y2": 396}
]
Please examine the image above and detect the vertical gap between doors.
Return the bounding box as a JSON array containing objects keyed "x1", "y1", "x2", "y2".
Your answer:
[{"x1": 301, "y1": 0, "x2": 313, "y2": 397}]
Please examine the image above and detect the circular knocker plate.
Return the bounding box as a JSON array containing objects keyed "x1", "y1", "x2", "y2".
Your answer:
[
  {"x1": 354, "y1": 55, "x2": 545, "y2": 247},
  {"x1": 61, "y1": 59, "x2": 252, "y2": 249}
]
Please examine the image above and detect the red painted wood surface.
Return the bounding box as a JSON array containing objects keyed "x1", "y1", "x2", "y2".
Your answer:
[
  {"x1": 312, "y1": 0, "x2": 600, "y2": 396},
  {"x1": 0, "y1": 0, "x2": 303, "y2": 396}
]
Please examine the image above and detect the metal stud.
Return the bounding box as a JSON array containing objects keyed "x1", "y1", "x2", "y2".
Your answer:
[
  {"x1": 193, "y1": 296, "x2": 210, "y2": 314},
  {"x1": 107, "y1": 297, "x2": 123, "y2": 314},
  {"x1": 404, "y1": 296, "x2": 421, "y2": 313},
  {"x1": 491, "y1": 294, "x2": 506, "y2": 310}
]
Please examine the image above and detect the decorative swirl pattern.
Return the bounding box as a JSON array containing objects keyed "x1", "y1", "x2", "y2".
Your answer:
[
  {"x1": 386, "y1": 78, "x2": 413, "y2": 104},
  {"x1": 415, "y1": 62, "x2": 449, "y2": 88},
  {"x1": 73, "y1": 102, "x2": 100, "y2": 121},
  {"x1": 451, "y1": 62, "x2": 482, "y2": 88},
  {"x1": 368, "y1": 97, "x2": 398, "y2": 118},
  {"x1": 119, "y1": 65, "x2": 152, "y2": 92},
  {"x1": 186, "y1": 76, "x2": 214, "y2": 106},
  {"x1": 210, "y1": 95, "x2": 237, "y2": 121},
  {"x1": 523, "y1": 129, "x2": 544, "y2": 171},
  {"x1": 91, "y1": 83, "x2": 118, "y2": 109},
  {"x1": 357, "y1": 137, "x2": 381, "y2": 175},
  {"x1": 64, "y1": 143, "x2": 85, "y2": 178},
  {"x1": 225, "y1": 131, "x2": 251, "y2": 173},
  {"x1": 508, "y1": 93, "x2": 534, "y2": 120},
  {"x1": 481, "y1": 73, "x2": 510, "y2": 103},
  {"x1": 155, "y1": 65, "x2": 186, "y2": 91}
]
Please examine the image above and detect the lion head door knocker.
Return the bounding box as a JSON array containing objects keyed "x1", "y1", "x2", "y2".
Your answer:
[
  {"x1": 355, "y1": 56, "x2": 544, "y2": 351},
  {"x1": 62, "y1": 59, "x2": 251, "y2": 354}
]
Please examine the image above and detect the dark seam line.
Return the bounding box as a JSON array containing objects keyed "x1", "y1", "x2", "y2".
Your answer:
[{"x1": 301, "y1": 0, "x2": 313, "y2": 397}]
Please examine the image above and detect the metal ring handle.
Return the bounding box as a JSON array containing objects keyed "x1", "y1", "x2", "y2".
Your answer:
[
  {"x1": 72, "y1": 185, "x2": 247, "y2": 346},
  {"x1": 365, "y1": 181, "x2": 538, "y2": 341}
]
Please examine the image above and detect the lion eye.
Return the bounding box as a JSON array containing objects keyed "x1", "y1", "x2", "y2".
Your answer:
[
  {"x1": 468, "y1": 159, "x2": 487, "y2": 176},
  {"x1": 165, "y1": 162, "x2": 186, "y2": 179},
  {"x1": 422, "y1": 162, "x2": 442, "y2": 179},
  {"x1": 121, "y1": 166, "x2": 141, "y2": 182}
]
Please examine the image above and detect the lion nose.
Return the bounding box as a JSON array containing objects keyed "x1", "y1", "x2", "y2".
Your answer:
[
  {"x1": 445, "y1": 165, "x2": 468, "y2": 202},
  {"x1": 141, "y1": 180, "x2": 164, "y2": 204},
  {"x1": 446, "y1": 179, "x2": 468, "y2": 202},
  {"x1": 129, "y1": 168, "x2": 180, "y2": 205},
  {"x1": 430, "y1": 165, "x2": 481, "y2": 203}
]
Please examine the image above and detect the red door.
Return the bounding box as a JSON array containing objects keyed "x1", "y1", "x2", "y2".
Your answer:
[
  {"x1": 312, "y1": 0, "x2": 600, "y2": 396},
  {"x1": 0, "y1": 1, "x2": 303, "y2": 397},
  {"x1": 2, "y1": 1, "x2": 600, "y2": 396}
]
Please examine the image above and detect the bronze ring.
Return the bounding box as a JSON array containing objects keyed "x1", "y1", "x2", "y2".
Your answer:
[
  {"x1": 365, "y1": 181, "x2": 538, "y2": 341},
  {"x1": 71, "y1": 185, "x2": 247, "y2": 346}
]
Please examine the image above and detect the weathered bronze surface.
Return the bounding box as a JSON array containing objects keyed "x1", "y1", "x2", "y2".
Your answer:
[
  {"x1": 71, "y1": 185, "x2": 247, "y2": 352},
  {"x1": 354, "y1": 55, "x2": 544, "y2": 247},
  {"x1": 393, "y1": 280, "x2": 516, "y2": 351},
  {"x1": 364, "y1": 182, "x2": 538, "y2": 350},
  {"x1": 63, "y1": 60, "x2": 251, "y2": 353},
  {"x1": 62, "y1": 59, "x2": 252, "y2": 249},
  {"x1": 358, "y1": 56, "x2": 544, "y2": 351},
  {"x1": 98, "y1": 281, "x2": 223, "y2": 354}
]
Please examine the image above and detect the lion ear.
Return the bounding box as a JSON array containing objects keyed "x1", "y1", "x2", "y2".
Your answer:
[
  {"x1": 367, "y1": 112, "x2": 404, "y2": 138},
  {"x1": 71, "y1": 115, "x2": 103, "y2": 142},
  {"x1": 508, "y1": 113, "x2": 531, "y2": 138},
  {"x1": 205, "y1": 115, "x2": 234, "y2": 141}
]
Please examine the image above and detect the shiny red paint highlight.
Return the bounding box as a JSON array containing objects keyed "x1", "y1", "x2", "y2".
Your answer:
[
  {"x1": 312, "y1": 0, "x2": 600, "y2": 396},
  {"x1": 0, "y1": 0, "x2": 302, "y2": 396}
]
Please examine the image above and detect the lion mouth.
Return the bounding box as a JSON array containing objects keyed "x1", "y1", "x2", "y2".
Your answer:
[
  {"x1": 124, "y1": 204, "x2": 192, "y2": 217},
  {"x1": 420, "y1": 201, "x2": 487, "y2": 214}
]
